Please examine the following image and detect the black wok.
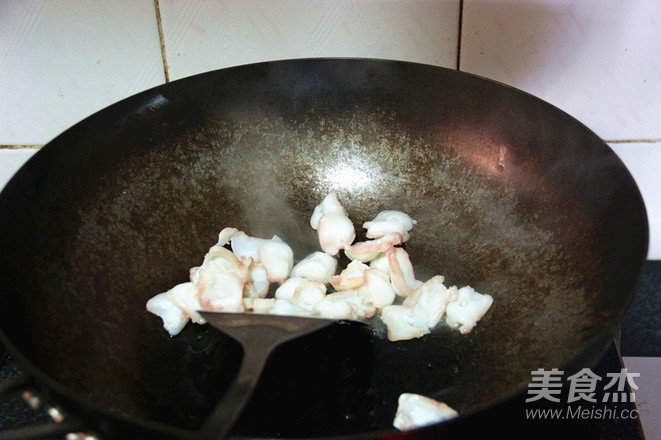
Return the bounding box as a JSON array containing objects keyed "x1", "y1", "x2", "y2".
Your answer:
[{"x1": 0, "y1": 59, "x2": 648, "y2": 439}]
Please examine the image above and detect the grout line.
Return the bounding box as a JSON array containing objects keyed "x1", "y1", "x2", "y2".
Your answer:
[
  {"x1": 456, "y1": 0, "x2": 464, "y2": 70},
  {"x1": 607, "y1": 139, "x2": 661, "y2": 144},
  {"x1": 154, "y1": 0, "x2": 170, "y2": 83},
  {"x1": 0, "y1": 145, "x2": 43, "y2": 149}
]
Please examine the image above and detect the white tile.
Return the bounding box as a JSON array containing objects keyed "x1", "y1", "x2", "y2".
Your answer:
[
  {"x1": 0, "y1": 0, "x2": 166, "y2": 146},
  {"x1": 159, "y1": 0, "x2": 460, "y2": 81},
  {"x1": 0, "y1": 149, "x2": 40, "y2": 192},
  {"x1": 609, "y1": 142, "x2": 661, "y2": 260},
  {"x1": 622, "y1": 356, "x2": 661, "y2": 440},
  {"x1": 461, "y1": 0, "x2": 661, "y2": 141}
]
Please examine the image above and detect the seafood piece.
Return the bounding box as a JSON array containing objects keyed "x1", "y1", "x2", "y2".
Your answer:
[
  {"x1": 329, "y1": 260, "x2": 369, "y2": 291},
  {"x1": 358, "y1": 268, "x2": 396, "y2": 309},
  {"x1": 445, "y1": 286, "x2": 494, "y2": 334},
  {"x1": 380, "y1": 305, "x2": 430, "y2": 341},
  {"x1": 242, "y1": 259, "x2": 270, "y2": 298},
  {"x1": 402, "y1": 276, "x2": 458, "y2": 328},
  {"x1": 344, "y1": 232, "x2": 403, "y2": 262},
  {"x1": 369, "y1": 252, "x2": 390, "y2": 273},
  {"x1": 393, "y1": 393, "x2": 458, "y2": 431},
  {"x1": 274, "y1": 277, "x2": 308, "y2": 301},
  {"x1": 364, "y1": 210, "x2": 417, "y2": 242},
  {"x1": 164, "y1": 281, "x2": 206, "y2": 325},
  {"x1": 195, "y1": 265, "x2": 246, "y2": 312},
  {"x1": 310, "y1": 190, "x2": 348, "y2": 228},
  {"x1": 258, "y1": 235, "x2": 294, "y2": 283},
  {"x1": 386, "y1": 247, "x2": 422, "y2": 297},
  {"x1": 313, "y1": 290, "x2": 376, "y2": 320},
  {"x1": 193, "y1": 245, "x2": 249, "y2": 313},
  {"x1": 218, "y1": 227, "x2": 264, "y2": 261},
  {"x1": 291, "y1": 280, "x2": 327, "y2": 311},
  {"x1": 146, "y1": 293, "x2": 189, "y2": 336},
  {"x1": 310, "y1": 191, "x2": 355, "y2": 256},
  {"x1": 290, "y1": 251, "x2": 338, "y2": 283},
  {"x1": 380, "y1": 276, "x2": 458, "y2": 341},
  {"x1": 244, "y1": 297, "x2": 276, "y2": 314},
  {"x1": 269, "y1": 298, "x2": 312, "y2": 317},
  {"x1": 218, "y1": 227, "x2": 293, "y2": 283}
]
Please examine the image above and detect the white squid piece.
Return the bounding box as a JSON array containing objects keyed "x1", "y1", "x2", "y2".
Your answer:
[
  {"x1": 146, "y1": 293, "x2": 189, "y2": 336},
  {"x1": 445, "y1": 286, "x2": 494, "y2": 334},
  {"x1": 344, "y1": 232, "x2": 403, "y2": 262},
  {"x1": 364, "y1": 210, "x2": 417, "y2": 242},
  {"x1": 290, "y1": 251, "x2": 338, "y2": 283},
  {"x1": 310, "y1": 191, "x2": 356, "y2": 256},
  {"x1": 393, "y1": 393, "x2": 458, "y2": 431}
]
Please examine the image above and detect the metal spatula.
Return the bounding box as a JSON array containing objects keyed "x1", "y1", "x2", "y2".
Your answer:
[{"x1": 197, "y1": 311, "x2": 340, "y2": 440}]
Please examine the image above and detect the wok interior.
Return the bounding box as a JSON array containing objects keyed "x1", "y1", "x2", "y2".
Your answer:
[{"x1": 0, "y1": 60, "x2": 647, "y2": 438}]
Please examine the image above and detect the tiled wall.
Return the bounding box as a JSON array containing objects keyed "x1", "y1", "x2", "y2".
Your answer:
[{"x1": 1, "y1": 0, "x2": 659, "y2": 258}]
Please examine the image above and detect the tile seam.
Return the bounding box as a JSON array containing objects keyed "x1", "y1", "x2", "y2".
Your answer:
[
  {"x1": 456, "y1": 0, "x2": 464, "y2": 70},
  {"x1": 154, "y1": 0, "x2": 170, "y2": 83},
  {"x1": 607, "y1": 139, "x2": 661, "y2": 144}
]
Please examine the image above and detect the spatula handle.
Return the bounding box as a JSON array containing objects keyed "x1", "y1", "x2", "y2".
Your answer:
[{"x1": 198, "y1": 342, "x2": 273, "y2": 440}]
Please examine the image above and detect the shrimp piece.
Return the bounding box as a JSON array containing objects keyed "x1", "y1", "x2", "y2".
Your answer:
[
  {"x1": 193, "y1": 245, "x2": 249, "y2": 312},
  {"x1": 380, "y1": 305, "x2": 431, "y2": 341},
  {"x1": 196, "y1": 265, "x2": 246, "y2": 312},
  {"x1": 269, "y1": 298, "x2": 313, "y2": 317},
  {"x1": 313, "y1": 290, "x2": 376, "y2": 320},
  {"x1": 364, "y1": 210, "x2": 417, "y2": 242},
  {"x1": 386, "y1": 247, "x2": 422, "y2": 297},
  {"x1": 344, "y1": 232, "x2": 403, "y2": 262},
  {"x1": 146, "y1": 292, "x2": 189, "y2": 336},
  {"x1": 291, "y1": 251, "x2": 338, "y2": 283},
  {"x1": 310, "y1": 190, "x2": 348, "y2": 228},
  {"x1": 358, "y1": 268, "x2": 396, "y2": 309},
  {"x1": 381, "y1": 276, "x2": 458, "y2": 341},
  {"x1": 393, "y1": 393, "x2": 458, "y2": 431},
  {"x1": 291, "y1": 280, "x2": 327, "y2": 311},
  {"x1": 242, "y1": 258, "x2": 270, "y2": 298},
  {"x1": 369, "y1": 252, "x2": 390, "y2": 273},
  {"x1": 258, "y1": 235, "x2": 294, "y2": 283},
  {"x1": 274, "y1": 277, "x2": 308, "y2": 301},
  {"x1": 310, "y1": 192, "x2": 356, "y2": 256},
  {"x1": 165, "y1": 281, "x2": 206, "y2": 325},
  {"x1": 218, "y1": 227, "x2": 294, "y2": 283},
  {"x1": 244, "y1": 297, "x2": 276, "y2": 314},
  {"x1": 329, "y1": 260, "x2": 369, "y2": 291},
  {"x1": 402, "y1": 276, "x2": 458, "y2": 328},
  {"x1": 445, "y1": 286, "x2": 494, "y2": 334}
]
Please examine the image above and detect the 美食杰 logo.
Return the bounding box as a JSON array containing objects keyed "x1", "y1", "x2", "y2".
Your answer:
[{"x1": 524, "y1": 368, "x2": 640, "y2": 420}]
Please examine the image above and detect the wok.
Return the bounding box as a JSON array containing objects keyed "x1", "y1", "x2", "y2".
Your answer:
[{"x1": 0, "y1": 59, "x2": 648, "y2": 439}]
